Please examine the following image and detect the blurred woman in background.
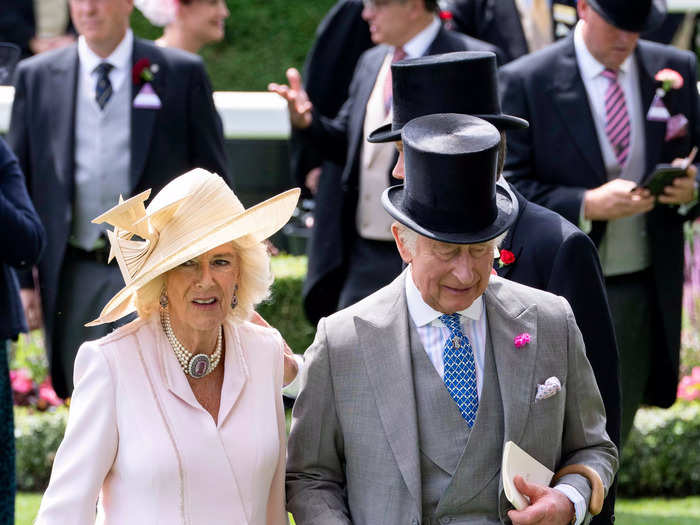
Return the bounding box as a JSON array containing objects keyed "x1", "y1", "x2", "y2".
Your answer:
[{"x1": 135, "y1": 0, "x2": 229, "y2": 54}]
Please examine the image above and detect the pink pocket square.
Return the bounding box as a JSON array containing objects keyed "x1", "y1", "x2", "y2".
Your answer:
[
  {"x1": 535, "y1": 376, "x2": 561, "y2": 402},
  {"x1": 665, "y1": 114, "x2": 688, "y2": 141}
]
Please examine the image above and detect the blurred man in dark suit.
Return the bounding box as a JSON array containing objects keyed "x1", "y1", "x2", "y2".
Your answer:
[
  {"x1": 271, "y1": 0, "x2": 498, "y2": 319},
  {"x1": 8, "y1": 0, "x2": 229, "y2": 399},
  {"x1": 500, "y1": 0, "x2": 699, "y2": 445}
]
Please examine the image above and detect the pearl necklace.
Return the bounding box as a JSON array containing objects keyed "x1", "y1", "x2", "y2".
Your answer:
[{"x1": 160, "y1": 309, "x2": 223, "y2": 379}]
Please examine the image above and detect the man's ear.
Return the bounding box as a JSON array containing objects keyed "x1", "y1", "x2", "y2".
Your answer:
[{"x1": 392, "y1": 224, "x2": 413, "y2": 264}]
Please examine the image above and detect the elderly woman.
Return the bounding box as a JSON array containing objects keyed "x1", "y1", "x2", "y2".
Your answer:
[
  {"x1": 36, "y1": 169, "x2": 299, "y2": 524},
  {"x1": 135, "y1": 0, "x2": 229, "y2": 54}
]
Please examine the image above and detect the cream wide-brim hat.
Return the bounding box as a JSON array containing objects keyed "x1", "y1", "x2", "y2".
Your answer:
[{"x1": 86, "y1": 168, "x2": 300, "y2": 326}]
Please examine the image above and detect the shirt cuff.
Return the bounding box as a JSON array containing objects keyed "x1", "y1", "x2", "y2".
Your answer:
[
  {"x1": 678, "y1": 180, "x2": 699, "y2": 216},
  {"x1": 578, "y1": 199, "x2": 592, "y2": 234},
  {"x1": 553, "y1": 483, "x2": 586, "y2": 525},
  {"x1": 281, "y1": 353, "x2": 304, "y2": 399}
]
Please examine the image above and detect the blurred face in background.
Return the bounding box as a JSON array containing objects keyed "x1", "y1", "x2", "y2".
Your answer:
[
  {"x1": 578, "y1": 0, "x2": 639, "y2": 70},
  {"x1": 70, "y1": 0, "x2": 133, "y2": 56},
  {"x1": 362, "y1": 0, "x2": 420, "y2": 47},
  {"x1": 178, "y1": 0, "x2": 230, "y2": 46}
]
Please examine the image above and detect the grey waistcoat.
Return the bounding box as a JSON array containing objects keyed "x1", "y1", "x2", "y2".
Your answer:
[
  {"x1": 410, "y1": 323, "x2": 504, "y2": 525},
  {"x1": 72, "y1": 69, "x2": 132, "y2": 250}
]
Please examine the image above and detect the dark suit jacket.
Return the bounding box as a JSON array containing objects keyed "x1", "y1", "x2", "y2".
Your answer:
[
  {"x1": 289, "y1": 0, "x2": 373, "y2": 193},
  {"x1": 7, "y1": 38, "x2": 228, "y2": 365},
  {"x1": 0, "y1": 137, "x2": 45, "y2": 341},
  {"x1": 499, "y1": 36, "x2": 700, "y2": 408},
  {"x1": 301, "y1": 26, "x2": 499, "y2": 324},
  {"x1": 448, "y1": 0, "x2": 577, "y2": 64}
]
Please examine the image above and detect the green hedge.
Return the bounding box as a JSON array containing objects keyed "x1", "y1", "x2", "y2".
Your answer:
[
  {"x1": 618, "y1": 401, "x2": 700, "y2": 498},
  {"x1": 130, "y1": 0, "x2": 337, "y2": 91},
  {"x1": 14, "y1": 407, "x2": 68, "y2": 492}
]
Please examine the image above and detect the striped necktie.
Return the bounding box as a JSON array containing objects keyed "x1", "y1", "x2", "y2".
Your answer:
[
  {"x1": 95, "y1": 62, "x2": 114, "y2": 110},
  {"x1": 602, "y1": 68, "x2": 631, "y2": 166},
  {"x1": 439, "y1": 313, "x2": 479, "y2": 427},
  {"x1": 383, "y1": 47, "x2": 406, "y2": 115}
]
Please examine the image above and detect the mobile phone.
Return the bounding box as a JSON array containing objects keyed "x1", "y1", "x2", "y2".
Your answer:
[{"x1": 639, "y1": 164, "x2": 687, "y2": 196}]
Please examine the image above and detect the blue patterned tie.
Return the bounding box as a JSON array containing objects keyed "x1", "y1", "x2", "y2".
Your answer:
[
  {"x1": 439, "y1": 313, "x2": 479, "y2": 427},
  {"x1": 95, "y1": 62, "x2": 114, "y2": 110}
]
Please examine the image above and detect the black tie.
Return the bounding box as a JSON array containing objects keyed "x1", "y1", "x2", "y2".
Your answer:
[{"x1": 95, "y1": 62, "x2": 114, "y2": 110}]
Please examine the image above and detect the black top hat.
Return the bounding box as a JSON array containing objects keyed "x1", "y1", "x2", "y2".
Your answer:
[
  {"x1": 586, "y1": 0, "x2": 666, "y2": 33},
  {"x1": 0, "y1": 43, "x2": 20, "y2": 86},
  {"x1": 368, "y1": 51, "x2": 528, "y2": 144},
  {"x1": 382, "y1": 113, "x2": 518, "y2": 244}
]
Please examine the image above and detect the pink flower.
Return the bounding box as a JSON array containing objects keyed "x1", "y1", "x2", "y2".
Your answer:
[
  {"x1": 38, "y1": 379, "x2": 63, "y2": 407},
  {"x1": 655, "y1": 68, "x2": 684, "y2": 91},
  {"x1": 677, "y1": 372, "x2": 700, "y2": 401},
  {"x1": 10, "y1": 369, "x2": 34, "y2": 394},
  {"x1": 514, "y1": 333, "x2": 531, "y2": 348}
]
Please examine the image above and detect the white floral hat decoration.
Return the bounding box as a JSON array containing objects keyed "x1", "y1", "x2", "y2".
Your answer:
[
  {"x1": 134, "y1": 0, "x2": 177, "y2": 27},
  {"x1": 87, "y1": 168, "x2": 300, "y2": 326}
]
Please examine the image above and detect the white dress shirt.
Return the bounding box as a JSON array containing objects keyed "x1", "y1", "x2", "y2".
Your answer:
[{"x1": 77, "y1": 29, "x2": 133, "y2": 98}]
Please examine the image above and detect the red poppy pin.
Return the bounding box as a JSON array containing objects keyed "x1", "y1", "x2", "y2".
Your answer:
[
  {"x1": 514, "y1": 333, "x2": 531, "y2": 348},
  {"x1": 498, "y1": 249, "x2": 516, "y2": 268}
]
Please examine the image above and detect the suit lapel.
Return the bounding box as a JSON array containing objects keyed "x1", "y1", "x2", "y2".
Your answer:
[
  {"x1": 549, "y1": 37, "x2": 606, "y2": 186},
  {"x1": 484, "y1": 278, "x2": 538, "y2": 445},
  {"x1": 346, "y1": 47, "x2": 387, "y2": 184},
  {"x1": 495, "y1": 191, "x2": 526, "y2": 279},
  {"x1": 355, "y1": 273, "x2": 422, "y2": 514},
  {"x1": 636, "y1": 43, "x2": 668, "y2": 178},
  {"x1": 130, "y1": 39, "x2": 163, "y2": 192},
  {"x1": 49, "y1": 47, "x2": 79, "y2": 196}
]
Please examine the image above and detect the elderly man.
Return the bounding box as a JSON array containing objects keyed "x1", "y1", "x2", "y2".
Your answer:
[
  {"x1": 499, "y1": 0, "x2": 700, "y2": 444},
  {"x1": 8, "y1": 0, "x2": 229, "y2": 398},
  {"x1": 287, "y1": 113, "x2": 618, "y2": 525},
  {"x1": 270, "y1": 0, "x2": 498, "y2": 320}
]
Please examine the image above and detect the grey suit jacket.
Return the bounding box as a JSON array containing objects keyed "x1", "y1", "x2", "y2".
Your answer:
[{"x1": 286, "y1": 272, "x2": 618, "y2": 524}]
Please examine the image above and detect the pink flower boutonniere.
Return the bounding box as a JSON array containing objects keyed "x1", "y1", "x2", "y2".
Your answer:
[
  {"x1": 498, "y1": 249, "x2": 516, "y2": 268},
  {"x1": 648, "y1": 68, "x2": 688, "y2": 140},
  {"x1": 514, "y1": 333, "x2": 531, "y2": 348},
  {"x1": 655, "y1": 68, "x2": 684, "y2": 92}
]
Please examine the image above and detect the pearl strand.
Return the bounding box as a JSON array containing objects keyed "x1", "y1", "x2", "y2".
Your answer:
[{"x1": 160, "y1": 309, "x2": 223, "y2": 378}]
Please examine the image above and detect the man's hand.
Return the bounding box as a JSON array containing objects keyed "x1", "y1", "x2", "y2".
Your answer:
[
  {"x1": 658, "y1": 158, "x2": 698, "y2": 205},
  {"x1": 20, "y1": 288, "x2": 43, "y2": 331},
  {"x1": 507, "y1": 476, "x2": 575, "y2": 525},
  {"x1": 248, "y1": 311, "x2": 299, "y2": 386},
  {"x1": 584, "y1": 178, "x2": 655, "y2": 221},
  {"x1": 305, "y1": 166, "x2": 322, "y2": 195},
  {"x1": 268, "y1": 68, "x2": 313, "y2": 129}
]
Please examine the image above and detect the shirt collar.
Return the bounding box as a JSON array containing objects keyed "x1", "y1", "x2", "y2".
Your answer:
[
  {"x1": 405, "y1": 265, "x2": 484, "y2": 328},
  {"x1": 574, "y1": 20, "x2": 632, "y2": 82},
  {"x1": 78, "y1": 29, "x2": 133, "y2": 75},
  {"x1": 401, "y1": 16, "x2": 441, "y2": 59}
]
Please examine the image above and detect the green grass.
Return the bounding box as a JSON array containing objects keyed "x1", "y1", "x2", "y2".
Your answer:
[{"x1": 16, "y1": 493, "x2": 700, "y2": 524}]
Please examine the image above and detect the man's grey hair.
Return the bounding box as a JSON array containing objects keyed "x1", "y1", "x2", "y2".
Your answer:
[{"x1": 394, "y1": 222, "x2": 508, "y2": 257}]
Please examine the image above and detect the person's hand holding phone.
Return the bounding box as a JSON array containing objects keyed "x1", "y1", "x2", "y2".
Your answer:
[{"x1": 658, "y1": 147, "x2": 698, "y2": 205}]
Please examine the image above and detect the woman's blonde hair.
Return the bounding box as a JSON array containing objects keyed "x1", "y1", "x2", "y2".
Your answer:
[{"x1": 135, "y1": 235, "x2": 272, "y2": 323}]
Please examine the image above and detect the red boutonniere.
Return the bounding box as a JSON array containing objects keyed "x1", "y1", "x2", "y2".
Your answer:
[
  {"x1": 132, "y1": 58, "x2": 158, "y2": 86},
  {"x1": 498, "y1": 249, "x2": 516, "y2": 268},
  {"x1": 439, "y1": 10, "x2": 455, "y2": 30}
]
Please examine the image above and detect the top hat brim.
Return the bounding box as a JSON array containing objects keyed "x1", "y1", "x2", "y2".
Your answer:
[
  {"x1": 367, "y1": 113, "x2": 529, "y2": 143},
  {"x1": 586, "y1": 0, "x2": 666, "y2": 32},
  {"x1": 86, "y1": 187, "x2": 301, "y2": 326},
  {"x1": 382, "y1": 182, "x2": 518, "y2": 245}
]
